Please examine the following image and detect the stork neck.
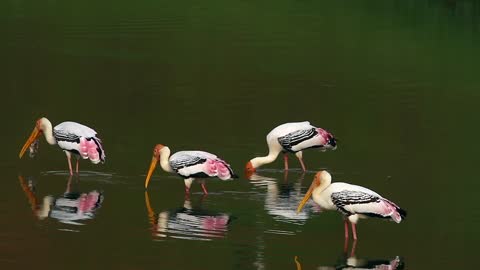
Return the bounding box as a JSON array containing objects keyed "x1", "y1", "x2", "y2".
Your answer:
[
  {"x1": 250, "y1": 148, "x2": 281, "y2": 169},
  {"x1": 313, "y1": 177, "x2": 332, "y2": 198},
  {"x1": 159, "y1": 147, "x2": 174, "y2": 173},
  {"x1": 40, "y1": 118, "x2": 56, "y2": 145}
]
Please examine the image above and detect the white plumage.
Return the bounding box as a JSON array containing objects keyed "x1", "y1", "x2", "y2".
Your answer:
[
  {"x1": 145, "y1": 144, "x2": 237, "y2": 195},
  {"x1": 19, "y1": 117, "x2": 105, "y2": 175},
  {"x1": 246, "y1": 121, "x2": 337, "y2": 174},
  {"x1": 54, "y1": 121, "x2": 97, "y2": 138},
  {"x1": 297, "y1": 171, "x2": 406, "y2": 240}
]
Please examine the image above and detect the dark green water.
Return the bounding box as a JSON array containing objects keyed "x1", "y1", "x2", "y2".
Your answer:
[{"x1": 1, "y1": 0, "x2": 479, "y2": 269}]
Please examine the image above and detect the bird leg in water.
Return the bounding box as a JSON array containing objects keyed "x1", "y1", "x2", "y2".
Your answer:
[
  {"x1": 66, "y1": 152, "x2": 73, "y2": 175},
  {"x1": 76, "y1": 158, "x2": 80, "y2": 174},
  {"x1": 65, "y1": 175, "x2": 73, "y2": 194},
  {"x1": 295, "y1": 152, "x2": 306, "y2": 172},
  {"x1": 284, "y1": 153, "x2": 289, "y2": 170},
  {"x1": 298, "y1": 158, "x2": 306, "y2": 172},
  {"x1": 200, "y1": 180, "x2": 208, "y2": 195},
  {"x1": 184, "y1": 178, "x2": 193, "y2": 195}
]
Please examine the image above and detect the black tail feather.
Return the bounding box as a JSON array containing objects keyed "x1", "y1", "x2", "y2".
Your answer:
[{"x1": 397, "y1": 207, "x2": 407, "y2": 219}]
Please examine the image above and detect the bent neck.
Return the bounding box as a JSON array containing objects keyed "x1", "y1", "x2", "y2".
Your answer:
[
  {"x1": 159, "y1": 147, "x2": 174, "y2": 173},
  {"x1": 40, "y1": 118, "x2": 56, "y2": 145},
  {"x1": 313, "y1": 177, "x2": 332, "y2": 199},
  {"x1": 250, "y1": 148, "x2": 281, "y2": 169}
]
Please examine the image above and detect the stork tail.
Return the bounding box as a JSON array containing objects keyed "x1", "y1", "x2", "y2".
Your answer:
[
  {"x1": 79, "y1": 137, "x2": 106, "y2": 164},
  {"x1": 205, "y1": 159, "x2": 236, "y2": 180},
  {"x1": 381, "y1": 198, "x2": 407, "y2": 223}
]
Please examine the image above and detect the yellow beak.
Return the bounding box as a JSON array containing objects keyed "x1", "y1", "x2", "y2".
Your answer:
[
  {"x1": 19, "y1": 127, "x2": 41, "y2": 159},
  {"x1": 296, "y1": 180, "x2": 316, "y2": 213},
  {"x1": 144, "y1": 156, "x2": 159, "y2": 189}
]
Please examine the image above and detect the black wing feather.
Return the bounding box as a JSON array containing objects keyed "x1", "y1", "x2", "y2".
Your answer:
[{"x1": 277, "y1": 128, "x2": 318, "y2": 152}]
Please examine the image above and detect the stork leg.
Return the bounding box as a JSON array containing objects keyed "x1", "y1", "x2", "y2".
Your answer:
[
  {"x1": 351, "y1": 222, "x2": 358, "y2": 241},
  {"x1": 295, "y1": 151, "x2": 306, "y2": 172},
  {"x1": 65, "y1": 152, "x2": 73, "y2": 175},
  {"x1": 343, "y1": 219, "x2": 350, "y2": 253},
  {"x1": 344, "y1": 219, "x2": 350, "y2": 240},
  {"x1": 200, "y1": 182, "x2": 209, "y2": 195},
  {"x1": 75, "y1": 158, "x2": 80, "y2": 174},
  {"x1": 283, "y1": 170, "x2": 289, "y2": 183},
  {"x1": 184, "y1": 178, "x2": 194, "y2": 195},
  {"x1": 350, "y1": 238, "x2": 358, "y2": 257},
  {"x1": 298, "y1": 158, "x2": 306, "y2": 172},
  {"x1": 66, "y1": 175, "x2": 73, "y2": 193},
  {"x1": 283, "y1": 153, "x2": 289, "y2": 171}
]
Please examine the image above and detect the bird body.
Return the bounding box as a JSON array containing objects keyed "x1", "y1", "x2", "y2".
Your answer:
[
  {"x1": 169, "y1": 150, "x2": 235, "y2": 180},
  {"x1": 312, "y1": 182, "x2": 403, "y2": 224},
  {"x1": 53, "y1": 121, "x2": 105, "y2": 164},
  {"x1": 297, "y1": 171, "x2": 406, "y2": 240},
  {"x1": 145, "y1": 144, "x2": 236, "y2": 194},
  {"x1": 246, "y1": 121, "x2": 336, "y2": 174},
  {"x1": 19, "y1": 117, "x2": 105, "y2": 174}
]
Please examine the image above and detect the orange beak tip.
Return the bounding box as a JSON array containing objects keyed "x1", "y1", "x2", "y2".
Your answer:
[{"x1": 144, "y1": 156, "x2": 158, "y2": 189}]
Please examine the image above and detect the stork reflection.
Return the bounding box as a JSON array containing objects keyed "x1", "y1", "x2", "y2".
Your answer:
[
  {"x1": 294, "y1": 253, "x2": 404, "y2": 270},
  {"x1": 145, "y1": 192, "x2": 232, "y2": 241},
  {"x1": 247, "y1": 171, "x2": 320, "y2": 269},
  {"x1": 248, "y1": 171, "x2": 320, "y2": 225},
  {"x1": 18, "y1": 174, "x2": 103, "y2": 225}
]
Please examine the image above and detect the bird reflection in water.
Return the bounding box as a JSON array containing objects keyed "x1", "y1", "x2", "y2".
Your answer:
[
  {"x1": 294, "y1": 253, "x2": 404, "y2": 270},
  {"x1": 145, "y1": 192, "x2": 232, "y2": 241},
  {"x1": 248, "y1": 171, "x2": 321, "y2": 226},
  {"x1": 18, "y1": 174, "x2": 103, "y2": 225}
]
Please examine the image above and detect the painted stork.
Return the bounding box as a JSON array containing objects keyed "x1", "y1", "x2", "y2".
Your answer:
[
  {"x1": 245, "y1": 121, "x2": 336, "y2": 175},
  {"x1": 18, "y1": 117, "x2": 106, "y2": 175},
  {"x1": 144, "y1": 144, "x2": 237, "y2": 195},
  {"x1": 297, "y1": 171, "x2": 406, "y2": 240}
]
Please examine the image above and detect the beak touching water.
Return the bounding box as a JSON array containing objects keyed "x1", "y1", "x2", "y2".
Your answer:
[
  {"x1": 296, "y1": 179, "x2": 317, "y2": 213},
  {"x1": 19, "y1": 127, "x2": 41, "y2": 159},
  {"x1": 244, "y1": 161, "x2": 256, "y2": 179},
  {"x1": 145, "y1": 156, "x2": 159, "y2": 189}
]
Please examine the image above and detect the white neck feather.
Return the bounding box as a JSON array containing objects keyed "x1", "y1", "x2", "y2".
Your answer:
[
  {"x1": 313, "y1": 173, "x2": 332, "y2": 198},
  {"x1": 40, "y1": 118, "x2": 56, "y2": 145},
  {"x1": 250, "y1": 147, "x2": 281, "y2": 169},
  {"x1": 159, "y1": 147, "x2": 174, "y2": 173}
]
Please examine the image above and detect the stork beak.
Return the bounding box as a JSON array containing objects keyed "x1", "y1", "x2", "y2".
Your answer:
[
  {"x1": 19, "y1": 127, "x2": 41, "y2": 159},
  {"x1": 145, "y1": 156, "x2": 159, "y2": 189},
  {"x1": 296, "y1": 179, "x2": 316, "y2": 213}
]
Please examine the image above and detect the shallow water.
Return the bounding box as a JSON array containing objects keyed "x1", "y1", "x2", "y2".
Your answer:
[{"x1": 2, "y1": 1, "x2": 480, "y2": 269}]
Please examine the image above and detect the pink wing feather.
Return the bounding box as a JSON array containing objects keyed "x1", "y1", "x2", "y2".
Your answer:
[{"x1": 204, "y1": 159, "x2": 233, "y2": 180}]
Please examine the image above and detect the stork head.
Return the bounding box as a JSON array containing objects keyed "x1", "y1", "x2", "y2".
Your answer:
[
  {"x1": 19, "y1": 117, "x2": 51, "y2": 159},
  {"x1": 296, "y1": 170, "x2": 331, "y2": 213},
  {"x1": 145, "y1": 144, "x2": 165, "y2": 189},
  {"x1": 326, "y1": 134, "x2": 337, "y2": 150},
  {"x1": 244, "y1": 160, "x2": 256, "y2": 179}
]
